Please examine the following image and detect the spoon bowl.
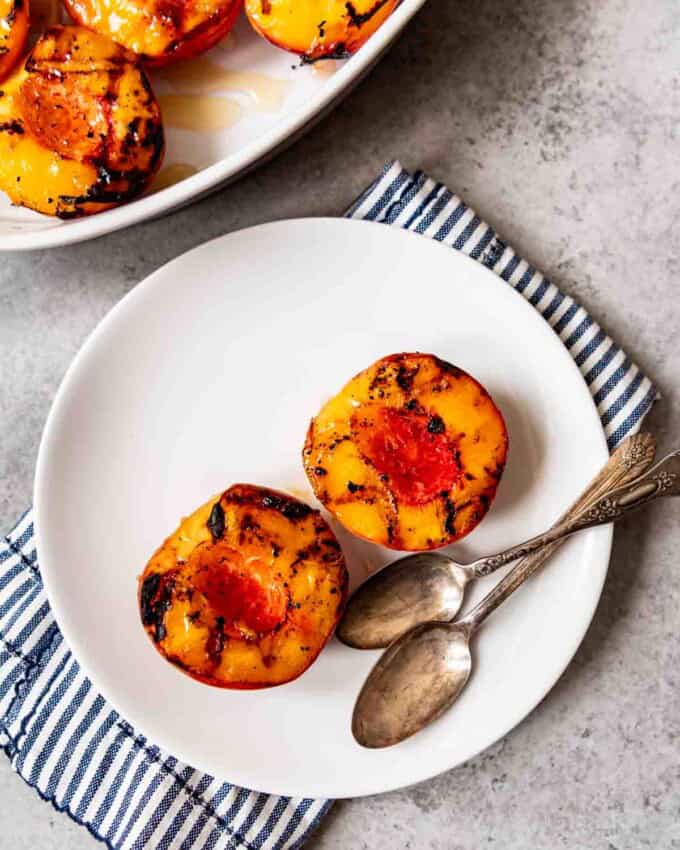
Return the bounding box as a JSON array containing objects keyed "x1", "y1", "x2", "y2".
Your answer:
[
  {"x1": 337, "y1": 553, "x2": 468, "y2": 649},
  {"x1": 352, "y1": 622, "x2": 472, "y2": 748}
]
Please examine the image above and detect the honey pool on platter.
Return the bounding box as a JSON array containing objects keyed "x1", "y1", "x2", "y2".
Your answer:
[{"x1": 149, "y1": 47, "x2": 342, "y2": 192}]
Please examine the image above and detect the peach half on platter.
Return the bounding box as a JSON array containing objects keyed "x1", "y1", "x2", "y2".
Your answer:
[
  {"x1": 0, "y1": 26, "x2": 164, "y2": 218},
  {"x1": 245, "y1": 0, "x2": 400, "y2": 61},
  {"x1": 139, "y1": 484, "x2": 348, "y2": 689},
  {"x1": 303, "y1": 353, "x2": 509, "y2": 551},
  {"x1": 63, "y1": 0, "x2": 243, "y2": 65}
]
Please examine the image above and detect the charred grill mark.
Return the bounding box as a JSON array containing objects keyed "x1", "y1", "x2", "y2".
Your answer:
[
  {"x1": 27, "y1": 53, "x2": 131, "y2": 74},
  {"x1": 260, "y1": 493, "x2": 313, "y2": 521},
  {"x1": 290, "y1": 547, "x2": 310, "y2": 570},
  {"x1": 368, "y1": 365, "x2": 389, "y2": 392},
  {"x1": 434, "y1": 357, "x2": 463, "y2": 379},
  {"x1": 154, "y1": 588, "x2": 173, "y2": 641},
  {"x1": 227, "y1": 485, "x2": 315, "y2": 523},
  {"x1": 121, "y1": 115, "x2": 142, "y2": 155},
  {"x1": 396, "y1": 362, "x2": 419, "y2": 391},
  {"x1": 55, "y1": 203, "x2": 90, "y2": 220},
  {"x1": 56, "y1": 178, "x2": 133, "y2": 217},
  {"x1": 207, "y1": 615, "x2": 225, "y2": 663},
  {"x1": 427, "y1": 415, "x2": 445, "y2": 434},
  {"x1": 404, "y1": 398, "x2": 424, "y2": 413},
  {"x1": 313, "y1": 466, "x2": 327, "y2": 476},
  {"x1": 333, "y1": 490, "x2": 376, "y2": 507},
  {"x1": 56, "y1": 161, "x2": 163, "y2": 218},
  {"x1": 0, "y1": 120, "x2": 24, "y2": 134},
  {"x1": 441, "y1": 493, "x2": 457, "y2": 537},
  {"x1": 300, "y1": 44, "x2": 351, "y2": 63},
  {"x1": 345, "y1": 0, "x2": 391, "y2": 28},
  {"x1": 317, "y1": 19, "x2": 326, "y2": 37},
  {"x1": 282, "y1": 500, "x2": 312, "y2": 520},
  {"x1": 142, "y1": 117, "x2": 165, "y2": 161},
  {"x1": 347, "y1": 481, "x2": 364, "y2": 493},
  {"x1": 259, "y1": 493, "x2": 284, "y2": 511},
  {"x1": 241, "y1": 513, "x2": 259, "y2": 531},
  {"x1": 383, "y1": 484, "x2": 401, "y2": 547},
  {"x1": 140, "y1": 573, "x2": 161, "y2": 625},
  {"x1": 140, "y1": 572, "x2": 175, "y2": 642},
  {"x1": 161, "y1": 8, "x2": 219, "y2": 58},
  {"x1": 207, "y1": 501, "x2": 225, "y2": 541}
]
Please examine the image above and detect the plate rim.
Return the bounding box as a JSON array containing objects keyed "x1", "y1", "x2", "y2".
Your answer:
[
  {"x1": 1, "y1": 0, "x2": 428, "y2": 252},
  {"x1": 34, "y1": 218, "x2": 612, "y2": 797}
]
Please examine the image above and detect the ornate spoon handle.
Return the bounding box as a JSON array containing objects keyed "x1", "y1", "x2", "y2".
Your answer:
[
  {"x1": 459, "y1": 431, "x2": 657, "y2": 631},
  {"x1": 469, "y1": 433, "x2": 659, "y2": 578},
  {"x1": 565, "y1": 451, "x2": 680, "y2": 530}
]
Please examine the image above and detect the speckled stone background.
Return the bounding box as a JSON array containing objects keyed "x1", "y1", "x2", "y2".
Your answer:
[{"x1": 1, "y1": 0, "x2": 679, "y2": 847}]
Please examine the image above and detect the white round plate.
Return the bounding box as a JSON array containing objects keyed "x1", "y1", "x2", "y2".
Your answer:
[
  {"x1": 0, "y1": 1, "x2": 426, "y2": 251},
  {"x1": 35, "y1": 219, "x2": 611, "y2": 798}
]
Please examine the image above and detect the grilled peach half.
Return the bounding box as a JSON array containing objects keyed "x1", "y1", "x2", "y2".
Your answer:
[
  {"x1": 0, "y1": 26, "x2": 164, "y2": 218},
  {"x1": 139, "y1": 484, "x2": 348, "y2": 689},
  {"x1": 0, "y1": 0, "x2": 29, "y2": 82},
  {"x1": 245, "y1": 0, "x2": 399, "y2": 61},
  {"x1": 303, "y1": 353, "x2": 509, "y2": 551},
  {"x1": 63, "y1": 0, "x2": 243, "y2": 65}
]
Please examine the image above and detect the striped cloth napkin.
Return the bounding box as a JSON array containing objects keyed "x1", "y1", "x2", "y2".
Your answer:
[{"x1": 0, "y1": 161, "x2": 658, "y2": 850}]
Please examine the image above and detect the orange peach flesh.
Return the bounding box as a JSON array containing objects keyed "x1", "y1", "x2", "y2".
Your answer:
[
  {"x1": 303, "y1": 353, "x2": 509, "y2": 551},
  {"x1": 245, "y1": 0, "x2": 400, "y2": 60},
  {"x1": 139, "y1": 484, "x2": 348, "y2": 689}
]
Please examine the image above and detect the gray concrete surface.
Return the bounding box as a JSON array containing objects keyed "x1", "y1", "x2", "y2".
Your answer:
[{"x1": 1, "y1": 0, "x2": 679, "y2": 847}]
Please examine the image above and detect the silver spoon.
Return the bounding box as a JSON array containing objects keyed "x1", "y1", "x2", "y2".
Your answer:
[
  {"x1": 338, "y1": 432, "x2": 658, "y2": 649},
  {"x1": 353, "y1": 438, "x2": 680, "y2": 748}
]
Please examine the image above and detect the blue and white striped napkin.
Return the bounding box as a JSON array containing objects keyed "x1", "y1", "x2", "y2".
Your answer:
[{"x1": 0, "y1": 161, "x2": 658, "y2": 850}]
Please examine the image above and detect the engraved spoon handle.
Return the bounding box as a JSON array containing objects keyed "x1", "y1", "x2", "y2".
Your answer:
[
  {"x1": 563, "y1": 450, "x2": 680, "y2": 531},
  {"x1": 468, "y1": 433, "x2": 660, "y2": 578},
  {"x1": 458, "y1": 431, "x2": 657, "y2": 632}
]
